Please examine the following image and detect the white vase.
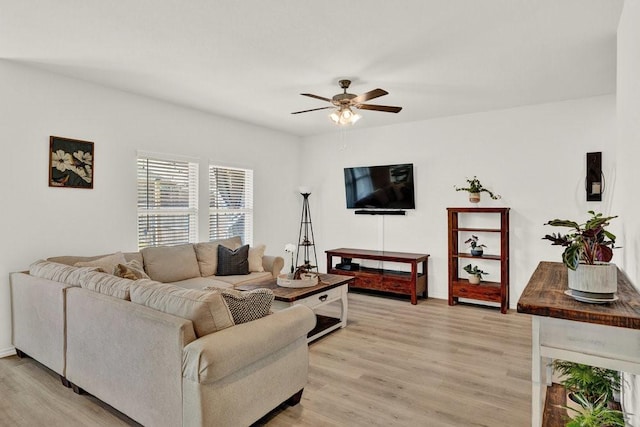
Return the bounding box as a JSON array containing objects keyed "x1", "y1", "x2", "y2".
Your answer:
[
  {"x1": 567, "y1": 263, "x2": 617, "y2": 295},
  {"x1": 469, "y1": 192, "x2": 480, "y2": 203},
  {"x1": 468, "y1": 274, "x2": 481, "y2": 285}
]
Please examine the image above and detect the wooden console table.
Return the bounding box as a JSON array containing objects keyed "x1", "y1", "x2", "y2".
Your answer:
[
  {"x1": 517, "y1": 261, "x2": 640, "y2": 426},
  {"x1": 325, "y1": 248, "x2": 429, "y2": 305}
]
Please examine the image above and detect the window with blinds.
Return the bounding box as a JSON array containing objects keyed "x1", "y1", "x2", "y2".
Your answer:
[
  {"x1": 209, "y1": 165, "x2": 253, "y2": 245},
  {"x1": 137, "y1": 154, "x2": 198, "y2": 248}
]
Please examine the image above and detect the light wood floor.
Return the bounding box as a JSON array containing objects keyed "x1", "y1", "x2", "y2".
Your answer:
[{"x1": 0, "y1": 294, "x2": 532, "y2": 426}]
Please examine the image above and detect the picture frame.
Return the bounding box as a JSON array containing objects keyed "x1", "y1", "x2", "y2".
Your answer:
[{"x1": 49, "y1": 136, "x2": 94, "y2": 189}]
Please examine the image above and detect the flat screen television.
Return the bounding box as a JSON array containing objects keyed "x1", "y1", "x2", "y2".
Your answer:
[{"x1": 344, "y1": 163, "x2": 415, "y2": 209}]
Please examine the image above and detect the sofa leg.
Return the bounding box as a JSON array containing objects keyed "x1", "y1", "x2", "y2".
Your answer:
[
  {"x1": 71, "y1": 383, "x2": 85, "y2": 395},
  {"x1": 15, "y1": 348, "x2": 28, "y2": 359},
  {"x1": 60, "y1": 376, "x2": 71, "y2": 388},
  {"x1": 286, "y1": 389, "x2": 304, "y2": 406}
]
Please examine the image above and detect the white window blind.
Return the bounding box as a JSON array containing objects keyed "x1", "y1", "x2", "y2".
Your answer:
[
  {"x1": 137, "y1": 154, "x2": 198, "y2": 248},
  {"x1": 209, "y1": 165, "x2": 253, "y2": 245}
]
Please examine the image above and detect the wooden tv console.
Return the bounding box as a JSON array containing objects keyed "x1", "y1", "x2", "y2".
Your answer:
[{"x1": 325, "y1": 248, "x2": 429, "y2": 305}]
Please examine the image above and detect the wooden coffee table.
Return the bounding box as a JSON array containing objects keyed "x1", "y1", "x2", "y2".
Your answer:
[{"x1": 236, "y1": 273, "x2": 353, "y2": 342}]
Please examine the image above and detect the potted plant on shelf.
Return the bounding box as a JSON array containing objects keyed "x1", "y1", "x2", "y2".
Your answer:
[
  {"x1": 455, "y1": 176, "x2": 501, "y2": 203},
  {"x1": 553, "y1": 360, "x2": 623, "y2": 426},
  {"x1": 463, "y1": 264, "x2": 488, "y2": 284},
  {"x1": 543, "y1": 211, "x2": 618, "y2": 299},
  {"x1": 565, "y1": 394, "x2": 625, "y2": 427},
  {"x1": 465, "y1": 235, "x2": 486, "y2": 256}
]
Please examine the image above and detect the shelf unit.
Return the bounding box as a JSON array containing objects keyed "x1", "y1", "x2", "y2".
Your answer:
[
  {"x1": 326, "y1": 248, "x2": 429, "y2": 305},
  {"x1": 447, "y1": 207, "x2": 510, "y2": 313}
]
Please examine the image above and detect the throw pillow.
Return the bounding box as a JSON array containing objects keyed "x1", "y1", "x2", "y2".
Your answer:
[
  {"x1": 248, "y1": 244, "x2": 266, "y2": 273},
  {"x1": 141, "y1": 244, "x2": 200, "y2": 282},
  {"x1": 216, "y1": 244, "x2": 250, "y2": 276},
  {"x1": 130, "y1": 280, "x2": 234, "y2": 338},
  {"x1": 194, "y1": 236, "x2": 243, "y2": 277},
  {"x1": 74, "y1": 252, "x2": 127, "y2": 275},
  {"x1": 114, "y1": 259, "x2": 150, "y2": 280},
  {"x1": 217, "y1": 288, "x2": 274, "y2": 324}
]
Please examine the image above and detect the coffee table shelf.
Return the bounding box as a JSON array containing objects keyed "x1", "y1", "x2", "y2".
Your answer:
[{"x1": 236, "y1": 273, "x2": 352, "y2": 342}]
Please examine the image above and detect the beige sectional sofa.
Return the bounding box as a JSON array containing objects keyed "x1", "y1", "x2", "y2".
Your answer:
[{"x1": 10, "y1": 238, "x2": 315, "y2": 427}]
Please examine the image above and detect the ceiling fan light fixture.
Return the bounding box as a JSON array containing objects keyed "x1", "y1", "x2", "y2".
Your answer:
[{"x1": 330, "y1": 106, "x2": 361, "y2": 125}]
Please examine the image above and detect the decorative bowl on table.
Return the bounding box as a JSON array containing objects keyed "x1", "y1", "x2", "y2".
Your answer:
[{"x1": 276, "y1": 273, "x2": 318, "y2": 288}]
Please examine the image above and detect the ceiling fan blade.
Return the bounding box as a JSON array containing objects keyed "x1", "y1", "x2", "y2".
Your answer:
[
  {"x1": 352, "y1": 88, "x2": 388, "y2": 103},
  {"x1": 357, "y1": 104, "x2": 403, "y2": 113},
  {"x1": 291, "y1": 106, "x2": 333, "y2": 114},
  {"x1": 301, "y1": 93, "x2": 332, "y2": 103}
]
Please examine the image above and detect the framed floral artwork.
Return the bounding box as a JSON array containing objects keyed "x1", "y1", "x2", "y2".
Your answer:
[{"x1": 49, "y1": 136, "x2": 94, "y2": 188}]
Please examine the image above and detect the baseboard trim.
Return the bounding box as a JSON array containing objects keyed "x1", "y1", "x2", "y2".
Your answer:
[{"x1": 0, "y1": 346, "x2": 16, "y2": 358}]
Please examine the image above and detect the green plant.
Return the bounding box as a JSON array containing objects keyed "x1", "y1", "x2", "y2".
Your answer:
[
  {"x1": 542, "y1": 211, "x2": 618, "y2": 270},
  {"x1": 464, "y1": 235, "x2": 486, "y2": 250},
  {"x1": 455, "y1": 176, "x2": 501, "y2": 199},
  {"x1": 463, "y1": 264, "x2": 489, "y2": 279},
  {"x1": 552, "y1": 361, "x2": 620, "y2": 404},
  {"x1": 565, "y1": 393, "x2": 625, "y2": 427}
]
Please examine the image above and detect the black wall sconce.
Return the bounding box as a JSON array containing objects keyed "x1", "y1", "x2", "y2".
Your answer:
[{"x1": 586, "y1": 152, "x2": 604, "y2": 202}]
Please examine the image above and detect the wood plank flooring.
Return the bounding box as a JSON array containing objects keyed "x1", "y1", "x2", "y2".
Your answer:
[{"x1": 0, "y1": 294, "x2": 532, "y2": 426}]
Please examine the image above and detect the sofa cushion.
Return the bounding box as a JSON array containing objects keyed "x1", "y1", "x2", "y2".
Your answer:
[
  {"x1": 194, "y1": 236, "x2": 242, "y2": 277},
  {"x1": 48, "y1": 252, "x2": 143, "y2": 267},
  {"x1": 216, "y1": 244, "x2": 250, "y2": 276},
  {"x1": 213, "y1": 272, "x2": 273, "y2": 286},
  {"x1": 74, "y1": 252, "x2": 127, "y2": 274},
  {"x1": 168, "y1": 276, "x2": 234, "y2": 290},
  {"x1": 141, "y1": 244, "x2": 200, "y2": 283},
  {"x1": 248, "y1": 244, "x2": 266, "y2": 273},
  {"x1": 114, "y1": 259, "x2": 150, "y2": 280},
  {"x1": 29, "y1": 260, "x2": 101, "y2": 286},
  {"x1": 130, "y1": 280, "x2": 234, "y2": 337},
  {"x1": 216, "y1": 288, "x2": 274, "y2": 324},
  {"x1": 79, "y1": 271, "x2": 135, "y2": 300}
]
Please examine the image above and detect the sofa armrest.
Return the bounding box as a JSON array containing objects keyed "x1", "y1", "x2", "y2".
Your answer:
[
  {"x1": 182, "y1": 305, "x2": 315, "y2": 384},
  {"x1": 10, "y1": 272, "x2": 69, "y2": 376},
  {"x1": 262, "y1": 255, "x2": 284, "y2": 277}
]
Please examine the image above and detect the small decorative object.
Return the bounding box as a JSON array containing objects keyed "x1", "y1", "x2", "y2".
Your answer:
[
  {"x1": 284, "y1": 243, "x2": 296, "y2": 274},
  {"x1": 276, "y1": 271, "x2": 318, "y2": 288},
  {"x1": 543, "y1": 211, "x2": 618, "y2": 301},
  {"x1": 455, "y1": 176, "x2": 501, "y2": 203},
  {"x1": 463, "y1": 264, "x2": 488, "y2": 285},
  {"x1": 49, "y1": 136, "x2": 94, "y2": 188},
  {"x1": 465, "y1": 235, "x2": 486, "y2": 256}
]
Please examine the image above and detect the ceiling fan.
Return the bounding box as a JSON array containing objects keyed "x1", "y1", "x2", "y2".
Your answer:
[{"x1": 292, "y1": 79, "x2": 402, "y2": 125}]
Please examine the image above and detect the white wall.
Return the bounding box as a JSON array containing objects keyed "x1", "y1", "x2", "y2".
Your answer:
[
  {"x1": 615, "y1": 0, "x2": 640, "y2": 423},
  {"x1": 301, "y1": 95, "x2": 616, "y2": 306},
  {"x1": 0, "y1": 60, "x2": 301, "y2": 356}
]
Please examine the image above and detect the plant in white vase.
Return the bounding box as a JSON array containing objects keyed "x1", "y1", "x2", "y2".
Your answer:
[
  {"x1": 284, "y1": 243, "x2": 296, "y2": 274},
  {"x1": 543, "y1": 211, "x2": 619, "y2": 299},
  {"x1": 463, "y1": 264, "x2": 488, "y2": 285},
  {"x1": 455, "y1": 176, "x2": 501, "y2": 203}
]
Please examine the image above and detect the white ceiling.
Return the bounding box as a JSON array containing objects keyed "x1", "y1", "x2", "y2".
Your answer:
[{"x1": 0, "y1": 0, "x2": 623, "y2": 137}]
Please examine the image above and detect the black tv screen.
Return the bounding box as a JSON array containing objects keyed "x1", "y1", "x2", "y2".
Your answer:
[{"x1": 344, "y1": 163, "x2": 415, "y2": 209}]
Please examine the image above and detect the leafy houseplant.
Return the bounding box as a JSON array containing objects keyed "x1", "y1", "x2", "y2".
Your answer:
[
  {"x1": 455, "y1": 176, "x2": 501, "y2": 203},
  {"x1": 465, "y1": 235, "x2": 486, "y2": 256},
  {"x1": 542, "y1": 211, "x2": 617, "y2": 271},
  {"x1": 565, "y1": 393, "x2": 625, "y2": 427},
  {"x1": 543, "y1": 211, "x2": 619, "y2": 298},
  {"x1": 552, "y1": 360, "x2": 623, "y2": 425},
  {"x1": 552, "y1": 361, "x2": 620, "y2": 404},
  {"x1": 463, "y1": 264, "x2": 488, "y2": 284}
]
